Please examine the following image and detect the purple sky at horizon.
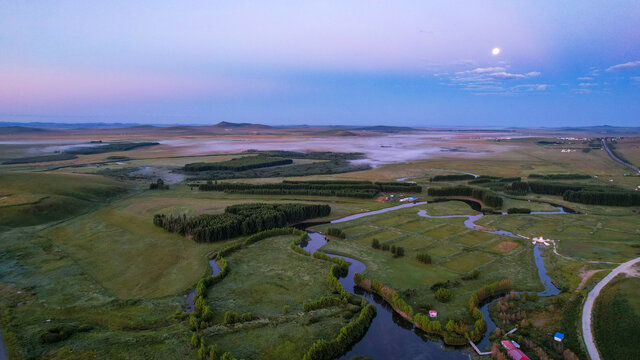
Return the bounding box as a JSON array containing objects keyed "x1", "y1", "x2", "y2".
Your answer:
[{"x1": 1, "y1": 1, "x2": 639, "y2": 126}]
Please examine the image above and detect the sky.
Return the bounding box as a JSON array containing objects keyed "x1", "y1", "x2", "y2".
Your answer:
[{"x1": 1, "y1": 1, "x2": 639, "y2": 127}]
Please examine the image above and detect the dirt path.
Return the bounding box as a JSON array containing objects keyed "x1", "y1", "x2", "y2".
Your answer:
[{"x1": 582, "y1": 257, "x2": 640, "y2": 360}]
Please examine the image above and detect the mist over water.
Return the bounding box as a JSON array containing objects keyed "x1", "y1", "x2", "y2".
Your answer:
[{"x1": 162, "y1": 133, "x2": 509, "y2": 166}]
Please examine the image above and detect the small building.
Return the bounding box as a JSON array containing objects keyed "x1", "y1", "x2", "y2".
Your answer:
[
  {"x1": 428, "y1": 310, "x2": 438, "y2": 318},
  {"x1": 554, "y1": 332, "x2": 565, "y2": 342},
  {"x1": 507, "y1": 349, "x2": 531, "y2": 360}
]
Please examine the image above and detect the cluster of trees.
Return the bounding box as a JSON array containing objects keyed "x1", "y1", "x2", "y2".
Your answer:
[
  {"x1": 370, "y1": 239, "x2": 404, "y2": 257},
  {"x1": 302, "y1": 304, "x2": 377, "y2": 360},
  {"x1": 303, "y1": 296, "x2": 343, "y2": 312},
  {"x1": 435, "y1": 288, "x2": 452, "y2": 302},
  {"x1": 184, "y1": 156, "x2": 293, "y2": 172},
  {"x1": 427, "y1": 185, "x2": 503, "y2": 208},
  {"x1": 416, "y1": 252, "x2": 432, "y2": 264},
  {"x1": 507, "y1": 207, "x2": 531, "y2": 214},
  {"x1": 154, "y1": 203, "x2": 330, "y2": 242},
  {"x1": 529, "y1": 173, "x2": 591, "y2": 180},
  {"x1": 326, "y1": 228, "x2": 345, "y2": 239},
  {"x1": 199, "y1": 180, "x2": 421, "y2": 199},
  {"x1": 149, "y1": 178, "x2": 169, "y2": 190},
  {"x1": 431, "y1": 174, "x2": 475, "y2": 182},
  {"x1": 223, "y1": 311, "x2": 253, "y2": 325}
]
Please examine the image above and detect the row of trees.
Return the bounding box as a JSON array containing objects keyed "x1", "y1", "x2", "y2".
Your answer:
[
  {"x1": 427, "y1": 185, "x2": 503, "y2": 208},
  {"x1": 223, "y1": 311, "x2": 253, "y2": 325},
  {"x1": 528, "y1": 173, "x2": 591, "y2": 180},
  {"x1": 507, "y1": 207, "x2": 531, "y2": 214},
  {"x1": 528, "y1": 181, "x2": 640, "y2": 206},
  {"x1": 154, "y1": 203, "x2": 330, "y2": 242},
  {"x1": 303, "y1": 296, "x2": 344, "y2": 312},
  {"x1": 184, "y1": 156, "x2": 293, "y2": 172},
  {"x1": 199, "y1": 180, "x2": 422, "y2": 198},
  {"x1": 302, "y1": 304, "x2": 377, "y2": 360},
  {"x1": 431, "y1": 174, "x2": 475, "y2": 182},
  {"x1": 564, "y1": 190, "x2": 640, "y2": 206}
]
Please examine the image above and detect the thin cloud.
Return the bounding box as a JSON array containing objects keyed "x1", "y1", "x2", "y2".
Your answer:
[
  {"x1": 606, "y1": 60, "x2": 640, "y2": 72},
  {"x1": 578, "y1": 76, "x2": 594, "y2": 81},
  {"x1": 579, "y1": 82, "x2": 598, "y2": 87},
  {"x1": 447, "y1": 66, "x2": 542, "y2": 93},
  {"x1": 511, "y1": 84, "x2": 550, "y2": 92}
]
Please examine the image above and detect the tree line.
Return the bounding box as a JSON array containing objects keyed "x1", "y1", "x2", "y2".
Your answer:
[
  {"x1": 431, "y1": 174, "x2": 476, "y2": 182},
  {"x1": 184, "y1": 156, "x2": 293, "y2": 172},
  {"x1": 427, "y1": 185, "x2": 503, "y2": 208},
  {"x1": 153, "y1": 203, "x2": 330, "y2": 242},
  {"x1": 198, "y1": 180, "x2": 422, "y2": 199},
  {"x1": 528, "y1": 173, "x2": 591, "y2": 180},
  {"x1": 528, "y1": 181, "x2": 640, "y2": 206}
]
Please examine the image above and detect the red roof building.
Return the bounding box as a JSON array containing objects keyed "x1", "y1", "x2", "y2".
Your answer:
[{"x1": 507, "y1": 349, "x2": 531, "y2": 360}]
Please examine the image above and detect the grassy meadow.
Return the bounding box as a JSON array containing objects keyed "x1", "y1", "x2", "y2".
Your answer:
[{"x1": 0, "y1": 134, "x2": 639, "y2": 359}]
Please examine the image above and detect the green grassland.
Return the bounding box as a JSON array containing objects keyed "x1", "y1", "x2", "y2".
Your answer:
[
  {"x1": 201, "y1": 235, "x2": 349, "y2": 359},
  {"x1": 593, "y1": 274, "x2": 640, "y2": 360},
  {"x1": 1, "y1": 135, "x2": 639, "y2": 359},
  {"x1": 0, "y1": 172, "x2": 130, "y2": 228}
]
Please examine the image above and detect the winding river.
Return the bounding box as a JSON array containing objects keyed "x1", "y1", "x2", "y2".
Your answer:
[{"x1": 190, "y1": 199, "x2": 566, "y2": 358}]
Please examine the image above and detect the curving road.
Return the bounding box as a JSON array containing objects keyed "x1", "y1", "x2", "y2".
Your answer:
[
  {"x1": 601, "y1": 139, "x2": 640, "y2": 174},
  {"x1": 582, "y1": 257, "x2": 640, "y2": 360}
]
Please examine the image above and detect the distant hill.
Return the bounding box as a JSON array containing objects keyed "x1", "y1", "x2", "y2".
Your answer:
[
  {"x1": 212, "y1": 121, "x2": 273, "y2": 129},
  {"x1": 0, "y1": 122, "x2": 140, "y2": 129},
  {"x1": 0, "y1": 126, "x2": 56, "y2": 135}
]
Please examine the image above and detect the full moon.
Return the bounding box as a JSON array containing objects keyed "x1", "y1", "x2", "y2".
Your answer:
[{"x1": 492, "y1": 47, "x2": 501, "y2": 55}]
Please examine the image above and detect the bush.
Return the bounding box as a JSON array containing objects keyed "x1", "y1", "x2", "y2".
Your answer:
[
  {"x1": 461, "y1": 270, "x2": 480, "y2": 280},
  {"x1": 416, "y1": 252, "x2": 431, "y2": 264},
  {"x1": 371, "y1": 238, "x2": 380, "y2": 249},
  {"x1": 435, "y1": 288, "x2": 452, "y2": 302},
  {"x1": 381, "y1": 243, "x2": 390, "y2": 251},
  {"x1": 40, "y1": 325, "x2": 76, "y2": 344}
]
